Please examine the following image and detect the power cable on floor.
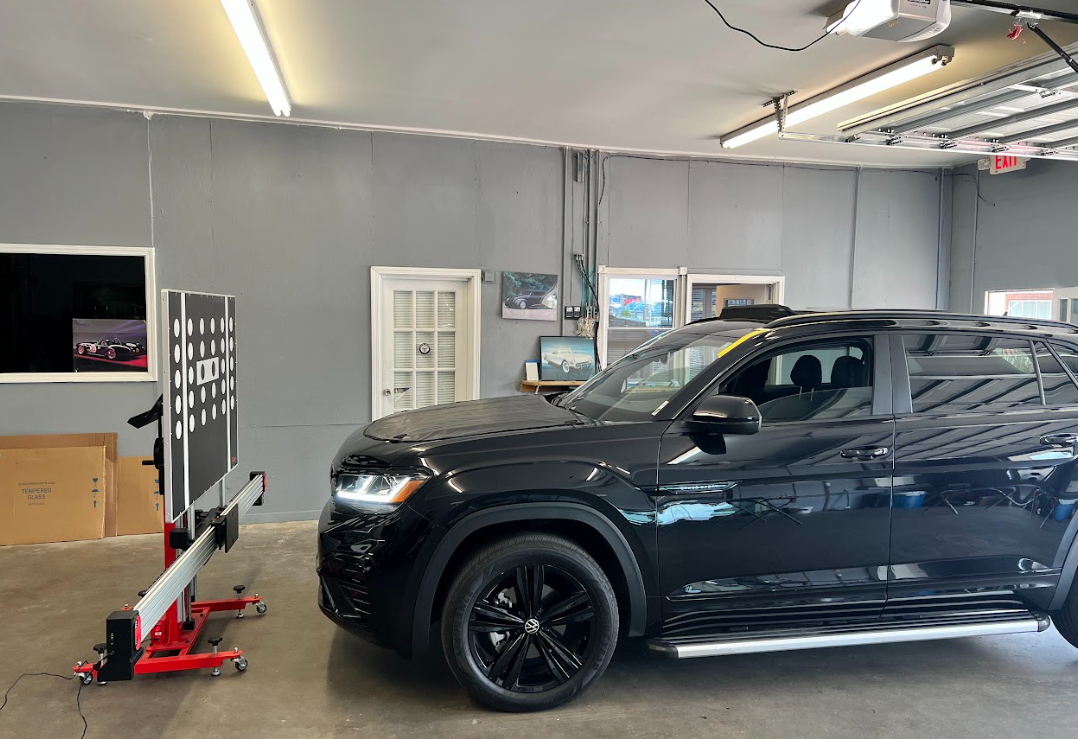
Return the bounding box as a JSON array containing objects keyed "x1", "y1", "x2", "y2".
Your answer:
[
  {"x1": 700, "y1": 0, "x2": 863, "y2": 52},
  {"x1": 0, "y1": 672, "x2": 88, "y2": 739}
]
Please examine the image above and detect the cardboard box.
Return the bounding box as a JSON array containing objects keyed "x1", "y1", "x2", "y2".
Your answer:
[
  {"x1": 117, "y1": 457, "x2": 164, "y2": 536},
  {"x1": 0, "y1": 433, "x2": 119, "y2": 546}
]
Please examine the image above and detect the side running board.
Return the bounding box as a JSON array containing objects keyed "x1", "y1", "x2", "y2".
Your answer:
[{"x1": 647, "y1": 613, "x2": 1050, "y2": 659}]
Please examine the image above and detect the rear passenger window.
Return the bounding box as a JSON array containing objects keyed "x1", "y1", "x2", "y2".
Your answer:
[
  {"x1": 1035, "y1": 342, "x2": 1078, "y2": 407},
  {"x1": 902, "y1": 334, "x2": 1040, "y2": 414}
]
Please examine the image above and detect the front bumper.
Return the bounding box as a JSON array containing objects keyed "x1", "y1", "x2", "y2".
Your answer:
[{"x1": 315, "y1": 499, "x2": 434, "y2": 657}]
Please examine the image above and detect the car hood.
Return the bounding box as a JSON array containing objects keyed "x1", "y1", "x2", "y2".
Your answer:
[{"x1": 364, "y1": 394, "x2": 586, "y2": 443}]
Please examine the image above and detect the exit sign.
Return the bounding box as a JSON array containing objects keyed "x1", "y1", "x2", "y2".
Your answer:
[{"x1": 983, "y1": 154, "x2": 1028, "y2": 175}]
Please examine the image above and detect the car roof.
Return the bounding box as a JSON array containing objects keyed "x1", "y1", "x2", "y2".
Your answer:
[{"x1": 687, "y1": 307, "x2": 1078, "y2": 341}]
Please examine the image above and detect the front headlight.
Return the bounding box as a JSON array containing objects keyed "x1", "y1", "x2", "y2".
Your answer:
[{"x1": 332, "y1": 470, "x2": 430, "y2": 506}]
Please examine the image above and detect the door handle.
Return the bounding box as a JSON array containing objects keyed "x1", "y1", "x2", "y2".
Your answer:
[
  {"x1": 840, "y1": 446, "x2": 891, "y2": 461},
  {"x1": 1040, "y1": 433, "x2": 1078, "y2": 448}
]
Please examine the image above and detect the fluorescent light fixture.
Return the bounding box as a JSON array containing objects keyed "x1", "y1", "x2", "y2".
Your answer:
[
  {"x1": 721, "y1": 45, "x2": 953, "y2": 148},
  {"x1": 219, "y1": 0, "x2": 291, "y2": 116}
]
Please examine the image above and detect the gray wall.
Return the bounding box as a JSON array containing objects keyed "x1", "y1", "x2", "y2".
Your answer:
[
  {"x1": 950, "y1": 160, "x2": 1078, "y2": 313},
  {"x1": 598, "y1": 155, "x2": 949, "y2": 311},
  {"x1": 0, "y1": 102, "x2": 949, "y2": 522}
]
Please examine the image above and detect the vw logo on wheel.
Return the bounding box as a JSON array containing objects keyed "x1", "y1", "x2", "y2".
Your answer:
[{"x1": 523, "y1": 618, "x2": 540, "y2": 635}]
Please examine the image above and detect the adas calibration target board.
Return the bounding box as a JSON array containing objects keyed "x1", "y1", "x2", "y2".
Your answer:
[{"x1": 162, "y1": 290, "x2": 239, "y2": 522}]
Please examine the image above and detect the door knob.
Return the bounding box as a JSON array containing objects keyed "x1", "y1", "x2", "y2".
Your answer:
[
  {"x1": 840, "y1": 446, "x2": 890, "y2": 461},
  {"x1": 383, "y1": 389, "x2": 392, "y2": 396},
  {"x1": 1040, "y1": 433, "x2": 1078, "y2": 447}
]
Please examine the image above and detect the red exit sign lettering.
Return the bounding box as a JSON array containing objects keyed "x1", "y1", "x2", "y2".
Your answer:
[{"x1": 987, "y1": 155, "x2": 1027, "y2": 175}]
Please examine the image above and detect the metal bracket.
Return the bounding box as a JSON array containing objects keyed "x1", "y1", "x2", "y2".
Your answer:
[{"x1": 768, "y1": 91, "x2": 796, "y2": 135}]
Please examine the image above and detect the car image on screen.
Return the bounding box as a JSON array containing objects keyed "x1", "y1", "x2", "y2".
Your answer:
[{"x1": 75, "y1": 337, "x2": 146, "y2": 360}]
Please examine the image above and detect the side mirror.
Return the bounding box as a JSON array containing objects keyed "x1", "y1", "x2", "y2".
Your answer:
[{"x1": 690, "y1": 395, "x2": 761, "y2": 435}]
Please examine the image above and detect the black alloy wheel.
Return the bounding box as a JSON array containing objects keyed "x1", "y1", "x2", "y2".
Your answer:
[{"x1": 442, "y1": 533, "x2": 618, "y2": 712}]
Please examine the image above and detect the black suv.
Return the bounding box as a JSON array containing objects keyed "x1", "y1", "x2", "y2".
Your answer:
[{"x1": 318, "y1": 309, "x2": 1078, "y2": 711}]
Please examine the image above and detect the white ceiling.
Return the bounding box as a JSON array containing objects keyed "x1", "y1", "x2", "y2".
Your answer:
[{"x1": 2, "y1": 0, "x2": 1078, "y2": 166}]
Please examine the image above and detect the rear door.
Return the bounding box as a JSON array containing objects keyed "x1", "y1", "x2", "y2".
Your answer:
[{"x1": 888, "y1": 332, "x2": 1078, "y2": 611}]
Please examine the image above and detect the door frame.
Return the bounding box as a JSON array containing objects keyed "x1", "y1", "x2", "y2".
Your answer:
[
  {"x1": 683, "y1": 273, "x2": 786, "y2": 324},
  {"x1": 597, "y1": 265, "x2": 683, "y2": 368},
  {"x1": 370, "y1": 266, "x2": 482, "y2": 419}
]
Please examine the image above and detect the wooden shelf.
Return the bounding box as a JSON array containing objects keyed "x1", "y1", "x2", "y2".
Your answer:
[{"x1": 519, "y1": 380, "x2": 586, "y2": 394}]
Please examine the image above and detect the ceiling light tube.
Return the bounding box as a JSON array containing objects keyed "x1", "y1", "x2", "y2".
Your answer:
[
  {"x1": 721, "y1": 45, "x2": 954, "y2": 148},
  {"x1": 219, "y1": 0, "x2": 291, "y2": 116}
]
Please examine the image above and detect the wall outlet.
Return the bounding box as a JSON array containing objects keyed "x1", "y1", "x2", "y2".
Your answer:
[{"x1": 482, "y1": 270, "x2": 496, "y2": 283}]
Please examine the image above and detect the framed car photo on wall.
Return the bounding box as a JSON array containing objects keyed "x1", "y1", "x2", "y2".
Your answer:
[{"x1": 539, "y1": 336, "x2": 596, "y2": 381}]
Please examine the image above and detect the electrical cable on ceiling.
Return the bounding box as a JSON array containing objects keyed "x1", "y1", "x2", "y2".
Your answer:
[
  {"x1": 0, "y1": 672, "x2": 88, "y2": 739},
  {"x1": 700, "y1": 0, "x2": 863, "y2": 52}
]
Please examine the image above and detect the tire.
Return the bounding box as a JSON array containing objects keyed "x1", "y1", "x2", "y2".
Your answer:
[
  {"x1": 514, "y1": 299, "x2": 527, "y2": 310},
  {"x1": 561, "y1": 360, "x2": 570, "y2": 374},
  {"x1": 77, "y1": 345, "x2": 85, "y2": 355},
  {"x1": 107, "y1": 348, "x2": 117, "y2": 360},
  {"x1": 441, "y1": 533, "x2": 619, "y2": 712},
  {"x1": 1051, "y1": 579, "x2": 1078, "y2": 648}
]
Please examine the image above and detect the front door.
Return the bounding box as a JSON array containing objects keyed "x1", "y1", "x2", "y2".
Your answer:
[
  {"x1": 656, "y1": 333, "x2": 894, "y2": 637},
  {"x1": 373, "y1": 269, "x2": 479, "y2": 419},
  {"x1": 888, "y1": 332, "x2": 1078, "y2": 610}
]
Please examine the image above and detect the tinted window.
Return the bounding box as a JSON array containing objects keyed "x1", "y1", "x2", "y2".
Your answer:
[
  {"x1": 1036, "y1": 342, "x2": 1078, "y2": 407},
  {"x1": 720, "y1": 337, "x2": 874, "y2": 423},
  {"x1": 902, "y1": 334, "x2": 1040, "y2": 414}
]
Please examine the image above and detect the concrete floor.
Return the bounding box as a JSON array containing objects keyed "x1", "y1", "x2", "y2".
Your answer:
[{"x1": 2, "y1": 521, "x2": 1078, "y2": 739}]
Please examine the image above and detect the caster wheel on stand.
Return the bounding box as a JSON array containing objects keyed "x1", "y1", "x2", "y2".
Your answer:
[
  {"x1": 234, "y1": 657, "x2": 248, "y2": 672},
  {"x1": 255, "y1": 602, "x2": 267, "y2": 615},
  {"x1": 79, "y1": 673, "x2": 93, "y2": 686}
]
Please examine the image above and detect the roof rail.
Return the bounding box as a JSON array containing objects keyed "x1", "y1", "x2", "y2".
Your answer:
[{"x1": 766, "y1": 309, "x2": 1077, "y2": 331}]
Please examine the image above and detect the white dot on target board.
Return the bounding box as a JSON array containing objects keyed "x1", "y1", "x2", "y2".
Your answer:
[
  {"x1": 174, "y1": 396, "x2": 181, "y2": 414},
  {"x1": 176, "y1": 421, "x2": 183, "y2": 439},
  {"x1": 221, "y1": 399, "x2": 226, "y2": 414},
  {"x1": 212, "y1": 383, "x2": 217, "y2": 399},
  {"x1": 201, "y1": 409, "x2": 206, "y2": 426},
  {"x1": 188, "y1": 367, "x2": 194, "y2": 383},
  {"x1": 187, "y1": 319, "x2": 193, "y2": 334},
  {"x1": 199, "y1": 318, "x2": 204, "y2": 334},
  {"x1": 229, "y1": 357, "x2": 235, "y2": 371},
  {"x1": 220, "y1": 380, "x2": 226, "y2": 394},
  {"x1": 188, "y1": 415, "x2": 195, "y2": 432},
  {"x1": 210, "y1": 318, "x2": 215, "y2": 333},
  {"x1": 229, "y1": 317, "x2": 234, "y2": 331},
  {"x1": 174, "y1": 370, "x2": 181, "y2": 388},
  {"x1": 199, "y1": 341, "x2": 205, "y2": 358},
  {"x1": 230, "y1": 396, "x2": 235, "y2": 410},
  {"x1": 229, "y1": 338, "x2": 234, "y2": 351},
  {"x1": 219, "y1": 339, "x2": 225, "y2": 353},
  {"x1": 212, "y1": 404, "x2": 217, "y2": 420},
  {"x1": 200, "y1": 387, "x2": 206, "y2": 403},
  {"x1": 230, "y1": 376, "x2": 235, "y2": 390},
  {"x1": 174, "y1": 345, "x2": 180, "y2": 363},
  {"x1": 173, "y1": 319, "x2": 180, "y2": 338},
  {"x1": 188, "y1": 390, "x2": 194, "y2": 406},
  {"x1": 187, "y1": 342, "x2": 193, "y2": 360}
]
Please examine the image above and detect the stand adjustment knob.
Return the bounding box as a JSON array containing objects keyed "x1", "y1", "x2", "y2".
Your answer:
[
  {"x1": 233, "y1": 585, "x2": 246, "y2": 595},
  {"x1": 208, "y1": 637, "x2": 223, "y2": 648}
]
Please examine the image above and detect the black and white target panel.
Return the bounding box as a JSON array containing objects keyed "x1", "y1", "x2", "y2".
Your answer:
[{"x1": 162, "y1": 290, "x2": 238, "y2": 522}]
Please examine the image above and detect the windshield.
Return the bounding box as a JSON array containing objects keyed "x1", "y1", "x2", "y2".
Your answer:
[{"x1": 559, "y1": 327, "x2": 752, "y2": 422}]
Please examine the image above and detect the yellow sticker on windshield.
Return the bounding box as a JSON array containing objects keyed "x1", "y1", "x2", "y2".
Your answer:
[{"x1": 718, "y1": 328, "x2": 767, "y2": 358}]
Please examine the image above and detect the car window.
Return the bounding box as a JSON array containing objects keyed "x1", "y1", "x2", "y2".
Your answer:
[
  {"x1": 718, "y1": 337, "x2": 875, "y2": 423},
  {"x1": 901, "y1": 334, "x2": 1040, "y2": 414},
  {"x1": 1035, "y1": 341, "x2": 1078, "y2": 407}
]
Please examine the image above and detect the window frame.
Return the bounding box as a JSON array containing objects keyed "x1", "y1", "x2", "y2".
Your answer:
[
  {"x1": 1034, "y1": 339, "x2": 1078, "y2": 409},
  {"x1": 888, "y1": 331, "x2": 1078, "y2": 417},
  {"x1": 0, "y1": 243, "x2": 157, "y2": 384},
  {"x1": 677, "y1": 330, "x2": 893, "y2": 426}
]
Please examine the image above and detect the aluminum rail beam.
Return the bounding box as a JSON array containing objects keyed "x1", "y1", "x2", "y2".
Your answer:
[
  {"x1": 996, "y1": 118, "x2": 1078, "y2": 144},
  {"x1": 133, "y1": 474, "x2": 264, "y2": 632},
  {"x1": 839, "y1": 46, "x2": 1078, "y2": 135},
  {"x1": 947, "y1": 95, "x2": 1078, "y2": 139},
  {"x1": 1046, "y1": 132, "x2": 1078, "y2": 149},
  {"x1": 885, "y1": 74, "x2": 1077, "y2": 135},
  {"x1": 952, "y1": 0, "x2": 1078, "y2": 25}
]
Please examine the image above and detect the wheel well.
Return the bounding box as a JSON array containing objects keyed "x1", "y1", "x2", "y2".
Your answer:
[{"x1": 430, "y1": 519, "x2": 634, "y2": 633}]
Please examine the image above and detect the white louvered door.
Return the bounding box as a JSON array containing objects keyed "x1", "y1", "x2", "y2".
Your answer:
[{"x1": 375, "y1": 274, "x2": 476, "y2": 418}]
